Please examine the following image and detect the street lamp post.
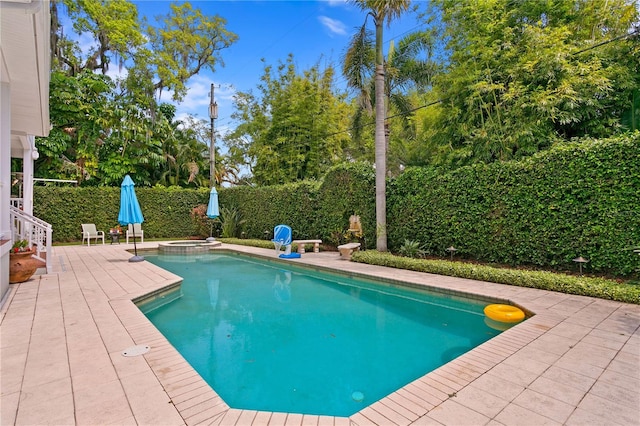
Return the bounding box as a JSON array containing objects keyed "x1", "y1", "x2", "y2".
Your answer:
[{"x1": 209, "y1": 83, "x2": 218, "y2": 188}]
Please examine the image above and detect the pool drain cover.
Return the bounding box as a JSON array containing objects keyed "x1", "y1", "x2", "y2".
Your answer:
[
  {"x1": 121, "y1": 345, "x2": 150, "y2": 357},
  {"x1": 352, "y1": 391, "x2": 364, "y2": 402}
]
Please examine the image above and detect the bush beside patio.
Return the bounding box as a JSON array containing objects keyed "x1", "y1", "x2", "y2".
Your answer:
[{"x1": 351, "y1": 250, "x2": 640, "y2": 305}]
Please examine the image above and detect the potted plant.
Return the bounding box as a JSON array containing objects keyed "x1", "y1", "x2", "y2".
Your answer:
[{"x1": 9, "y1": 239, "x2": 38, "y2": 283}]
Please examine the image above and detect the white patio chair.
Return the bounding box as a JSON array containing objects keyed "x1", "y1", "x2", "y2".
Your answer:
[
  {"x1": 126, "y1": 223, "x2": 144, "y2": 244},
  {"x1": 81, "y1": 224, "x2": 105, "y2": 246}
]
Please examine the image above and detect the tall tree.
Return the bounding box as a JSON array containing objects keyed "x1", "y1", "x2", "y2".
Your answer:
[
  {"x1": 427, "y1": 0, "x2": 639, "y2": 167},
  {"x1": 343, "y1": 29, "x2": 440, "y2": 172},
  {"x1": 224, "y1": 55, "x2": 351, "y2": 186},
  {"x1": 41, "y1": 0, "x2": 238, "y2": 186},
  {"x1": 143, "y1": 2, "x2": 238, "y2": 101},
  {"x1": 349, "y1": 0, "x2": 411, "y2": 252},
  {"x1": 51, "y1": 0, "x2": 144, "y2": 75},
  {"x1": 37, "y1": 71, "x2": 115, "y2": 182},
  {"x1": 51, "y1": 0, "x2": 237, "y2": 104}
]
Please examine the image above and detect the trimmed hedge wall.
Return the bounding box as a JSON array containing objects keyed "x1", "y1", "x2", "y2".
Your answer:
[
  {"x1": 34, "y1": 132, "x2": 639, "y2": 275},
  {"x1": 34, "y1": 185, "x2": 210, "y2": 241},
  {"x1": 387, "y1": 133, "x2": 640, "y2": 275},
  {"x1": 220, "y1": 163, "x2": 376, "y2": 246},
  {"x1": 220, "y1": 182, "x2": 320, "y2": 241},
  {"x1": 33, "y1": 163, "x2": 376, "y2": 246}
]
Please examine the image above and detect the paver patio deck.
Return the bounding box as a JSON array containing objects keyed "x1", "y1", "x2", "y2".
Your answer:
[{"x1": 1, "y1": 242, "x2": 638, "y2": 425}]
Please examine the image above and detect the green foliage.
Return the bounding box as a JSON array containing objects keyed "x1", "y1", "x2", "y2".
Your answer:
[
  {"x1": 351, "y1": 250, "x2": 640, "y2": 305},
  {"x1": 143, "y1": 2, "x2": 238, "y2": 101},
  {"x1": 315, "y1": 162, "x2": 376, "y2": 249},
  {"x1": 34, "y1": 185, "x2": 209, "y2": 241},
  {"x1": 37, "y1": 71, "x2": 114, "y2": 182},
  {"x1": 41, "y1": 1, "x2": 237, "y2": 188},
  {"x1": 38, "y1": 71, "x2": 219, "y2": 187},
  {"x1": 53, "y1": 0, "x2": 237, "y2": 104},
  {"x1": 398, "y1": 240, "x2": 426, "y2": 258},
  {"x1": 220, "y1": 181, "x2": 321, "y2": 241},
  {"x1": 11, "y1": 239, "x2": 30, "y2": 252},
  {"x1": 387, "y1": 132, "x2": 640, "y2": 275},
  {"x1": 219, "y1": 207, "x2": 246, "y2": 238},
  {"x1": 190, "y1": 204, "x2": 220, "y2": 239},
  {"x1": 423, "y1": 0, "x2": 639, "y2": 167},
  {"x1": 225, "y1": 54, "x2": 352, "y2": 186},
  {"x1": 218, "y1": 238, "x2": 274, "y2": 249},
  {"x1": 33, "y1": 134, "x2": 639, "y2": 277}
]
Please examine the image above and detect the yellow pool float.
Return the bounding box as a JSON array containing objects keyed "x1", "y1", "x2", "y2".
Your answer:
[{"x1": 484, "y1": 304, "x2": 525, "y2": 323}]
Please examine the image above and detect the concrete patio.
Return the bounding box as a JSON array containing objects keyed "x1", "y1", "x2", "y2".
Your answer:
[{"x1": 1, "y1": 242, "x2": 638, "y2": 425}]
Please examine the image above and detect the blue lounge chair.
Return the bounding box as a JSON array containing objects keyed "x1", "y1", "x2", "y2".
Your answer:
[{"x1": 271, "y1": 224, "x2": 300, "y2": 259}]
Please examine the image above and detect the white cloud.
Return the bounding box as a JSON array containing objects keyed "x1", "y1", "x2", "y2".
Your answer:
[
  {"x1": 324, "y1": 0, "x2": 348, "y2": 6},
  {"x1": 176, "y1": 74, "x2": 235, "y2": 112},
  {"x1": 318, "y1": 15, "x2": 347, "y2": 36}
]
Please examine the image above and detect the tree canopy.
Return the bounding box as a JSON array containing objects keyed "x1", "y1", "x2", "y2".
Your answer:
[
  {"x1": 421, "y1": 0, "x2": 640, "y2": 167},
  {"x1": 224, "y1": 55, "x2": 352, "y2": 186},
  {"x1": 36, "y1": 0, "x2": 238, "y2": 187},
  {"x1": 33, "y1": 0, "x2": 640, "y2": 191}
]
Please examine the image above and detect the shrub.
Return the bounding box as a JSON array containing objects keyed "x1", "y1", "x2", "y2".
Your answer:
[
  {"x1": 190, "y1": 204, "x2": 215, "y2": 238},
  {"x1": 219, "y1": 207, "x2": 247, "y2": 238},
  {"x1": 397, "y1": 240, "x2": 426, "y2": 258},
  {"x1": 351, "y1": 251, "x2": 640, "y2": 305},
  {"x1": 32, "y1": 133, "x2": 640, "y2": 276},
  {"x1": 219, "y1": 238, "x2": 274, "y2": 249}
]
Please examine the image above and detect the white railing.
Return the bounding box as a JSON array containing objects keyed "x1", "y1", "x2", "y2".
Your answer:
[
  {"x1": 9, "y1": 204, "x2": 52, "y2": 273},
  {"x1": 11, "y1": 198, "x2": 23, "y2": 209}
]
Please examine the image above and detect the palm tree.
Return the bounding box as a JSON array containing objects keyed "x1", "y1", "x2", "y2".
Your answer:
[
  {"x1": 347, "y1": 0, "x2": 411, "y2": 251},
  {"x1": 344, "y1": 30, "x2": 438, "y2": 159}
]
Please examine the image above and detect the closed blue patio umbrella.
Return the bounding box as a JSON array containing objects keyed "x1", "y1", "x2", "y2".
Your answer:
[
  {"x1": 206, "y1": 187, "x2": 219, "y2": 242},
  {"x1": 118, "y1": 175, "x2": 145, "y2": 262}
]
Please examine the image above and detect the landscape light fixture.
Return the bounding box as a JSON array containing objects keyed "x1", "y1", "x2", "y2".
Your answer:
[
  {"x1": 446, "y1": 246, "x2": 457, "y2": 261},
  {"x1": 572, "y1": 256, "x2": 589, "y2": 276}
]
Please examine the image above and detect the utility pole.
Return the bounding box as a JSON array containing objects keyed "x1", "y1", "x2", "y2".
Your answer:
[{"x1": 209, "y1": 83, "x2": 218, "y2": 187}]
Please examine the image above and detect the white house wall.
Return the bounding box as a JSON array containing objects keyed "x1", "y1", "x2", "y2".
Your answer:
[
  {"x1": 1, "y1": 81, "x2": 11, "y2": 304},
  {"x1": 0, "y1": 0, "x2": 50, "y2": 305}
]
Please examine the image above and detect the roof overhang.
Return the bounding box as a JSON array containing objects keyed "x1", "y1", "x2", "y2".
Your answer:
[{"x1": 0, "y1": 0, "x2": 50, "y2": 155}]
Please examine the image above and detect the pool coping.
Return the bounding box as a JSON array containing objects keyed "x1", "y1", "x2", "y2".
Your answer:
[{"x1": 1, "y1": 242, "x2": 638, "y2": 425}]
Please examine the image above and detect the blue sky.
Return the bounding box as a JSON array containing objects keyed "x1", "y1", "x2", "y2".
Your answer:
[{"x1": 133, "y1": 1, "x2": 428, "y2": 134}]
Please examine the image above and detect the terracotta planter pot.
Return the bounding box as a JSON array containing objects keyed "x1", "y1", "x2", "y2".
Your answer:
[{"x1": 9, "y1": 251, "x2": 38, "y2": 283}]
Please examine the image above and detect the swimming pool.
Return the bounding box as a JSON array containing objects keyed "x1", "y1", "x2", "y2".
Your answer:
[{"x1": 140, "y1": 252, "x2": 507, "y2": 417}]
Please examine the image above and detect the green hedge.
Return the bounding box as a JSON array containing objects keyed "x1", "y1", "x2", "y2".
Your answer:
[
  {"x1": 220, "y1": 181, "x2": 320, "y2": 241},
  {"x1": 219, "y1": 162, "x2": 376, "y2": 246},
  {"x1": 33, "y1": 133, "x2": 640, "y2": 276},
  {"x1": 34, "y1": 185, "x2": 210, "y2": 241},
  {"x1": 351, "y1": 251, "x2": 640, "y2": 305},
  {"x1": 387, "y1": 132, "x2": 640, "y2": 275}
]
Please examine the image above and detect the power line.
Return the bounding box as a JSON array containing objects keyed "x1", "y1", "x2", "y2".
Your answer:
[
  {"x1": 571, "y1": 28, "x2": 639, "y2": 55},
  {"x1": 319, "y1": 97, "x2": 444, "y2": 139},
  {"x1": 214, "y1": 24, "x2": 638, "y2": 145}
]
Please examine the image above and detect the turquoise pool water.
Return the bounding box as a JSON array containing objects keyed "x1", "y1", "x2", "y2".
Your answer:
[{"x1": 141, "y1": 252, "x2": 503, "y2": 417}]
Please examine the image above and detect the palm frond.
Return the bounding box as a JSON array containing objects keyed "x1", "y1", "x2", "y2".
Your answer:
[{"x1": 342, "y1": 23, "x2": 375, "y2": 110}]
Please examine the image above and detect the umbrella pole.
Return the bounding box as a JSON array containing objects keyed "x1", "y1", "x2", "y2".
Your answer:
[
  {"x1": 129, "y1": 228, "x2": 144, "y2": 262},
  {"x1": 206, "y1": 221, "x2": 215, "y2": 242}
]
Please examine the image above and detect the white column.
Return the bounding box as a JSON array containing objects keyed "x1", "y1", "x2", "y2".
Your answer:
[
  {"x1": 0, "y1": 82, "x2": 11, "y2": 242},
  {"x1": 1, "y1": 81, "x2": 12, "y2": 305},
  {"x1": 21, "y1": 135, "x2": 35, "y2": 216}
]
